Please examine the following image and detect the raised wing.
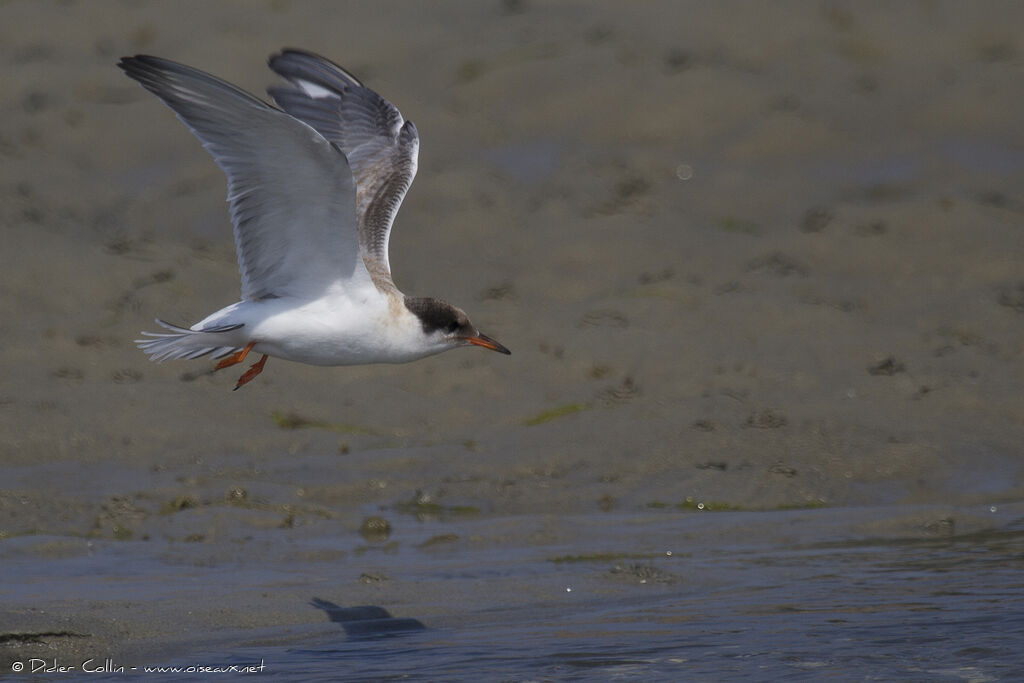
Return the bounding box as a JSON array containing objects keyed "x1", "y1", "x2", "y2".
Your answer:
[
  {"x1": 267, "y1": 49, "x2": 419, "y2": 293},
  {"x1": 119, "y1": 55, "x2": 372, "y2": 301}
]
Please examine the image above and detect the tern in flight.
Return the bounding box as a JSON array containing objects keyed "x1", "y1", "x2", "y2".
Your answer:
[{"x1": 120, "y1": 49, "x2": 509, "y2": 390}]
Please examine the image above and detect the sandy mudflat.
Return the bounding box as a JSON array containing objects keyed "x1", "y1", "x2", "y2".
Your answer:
[{"x1": 1, "y1": 0, "x2": 1023, "y2": 673}]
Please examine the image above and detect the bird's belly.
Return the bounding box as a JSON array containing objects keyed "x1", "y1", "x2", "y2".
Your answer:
[
  {"x1": 256, "y1": 332, "x2": 408, "y2": 366},
  {"x1": 246, "y1": 298, "x2": 428, "y2": 366}
]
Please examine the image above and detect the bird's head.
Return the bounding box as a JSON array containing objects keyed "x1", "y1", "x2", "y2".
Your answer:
[{"x1": 404, "y1": 297, "x2": 510, "y2": 356}]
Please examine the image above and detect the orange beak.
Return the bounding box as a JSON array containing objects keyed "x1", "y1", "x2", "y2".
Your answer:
[{"x1": 465, "y1": 332, "x2": 511, "y2": 355}]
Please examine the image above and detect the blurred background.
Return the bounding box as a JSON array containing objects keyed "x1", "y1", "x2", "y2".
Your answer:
[{"x1": 1, "y1": 0, "x2": 1023, "y2": 677}]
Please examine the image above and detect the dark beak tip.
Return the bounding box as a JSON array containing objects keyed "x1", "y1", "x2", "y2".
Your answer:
[{"x1": 467, "y1": 333, "x2": 511, "y2": 355}]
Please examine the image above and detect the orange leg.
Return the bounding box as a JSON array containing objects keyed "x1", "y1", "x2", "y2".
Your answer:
[
  {"x1": 213, "y1": 342, "x2": 269, "y2": 390},
  {"x1": 232, "y1": 353, "x2": 268, "y2": 391},
  {"x1": 215, "y1": 342, "x2": 256, "y2": 370}
]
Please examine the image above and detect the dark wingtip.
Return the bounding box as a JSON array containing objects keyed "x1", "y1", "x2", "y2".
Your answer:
[
  {"x1": 117, "y1": 54, "x2": 175, "y2": 84},
  {"x1": 267, "y1": 47, "x2": 365, "y2": 88},
  {"x1": 117, "y1": 54, "x2": 156, "y2": 70},
  {"x1": 270, "y1": 47, "x2": 318, "y2": 62}
]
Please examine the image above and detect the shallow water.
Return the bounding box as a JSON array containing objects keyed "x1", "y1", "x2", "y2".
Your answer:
[
  {"x1": 10, "y1": 505, "x2": 1020, "y2": 681},
  {"x1": 243, "y1": 520, "x2": 1024, "y2": 682}
]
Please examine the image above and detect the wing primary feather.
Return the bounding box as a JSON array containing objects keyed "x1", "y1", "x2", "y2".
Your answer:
[
  {"x1": 119, "y1": 54, "x2": 371, "y2": 301},
  {"x1": 266, "y1": 49, "x2": 420, "y2": 293}
]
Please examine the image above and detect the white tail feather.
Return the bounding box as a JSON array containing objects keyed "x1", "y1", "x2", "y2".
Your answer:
[{"x1": 135, "y1": 319, "x2": 242, "y2": 363}]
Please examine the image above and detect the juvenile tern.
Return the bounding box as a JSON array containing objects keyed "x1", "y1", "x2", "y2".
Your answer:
[{"x1": 119, "y1": 49, "x2": 509, "y2": 390}]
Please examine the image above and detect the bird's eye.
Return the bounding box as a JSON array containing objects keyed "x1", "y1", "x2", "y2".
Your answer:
[{"x1": 446, "y1": 321, "x2": 460, "y2": 334}]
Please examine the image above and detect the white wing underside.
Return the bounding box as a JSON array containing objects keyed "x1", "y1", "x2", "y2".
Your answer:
[{"x1": 119, "y1": 55, "x2": 374, "y2": 302}]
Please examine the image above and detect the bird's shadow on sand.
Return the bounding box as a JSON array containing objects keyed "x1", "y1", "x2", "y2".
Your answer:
[{"x1": 310, "y1": 598, "x2": 426, "y2": 639}]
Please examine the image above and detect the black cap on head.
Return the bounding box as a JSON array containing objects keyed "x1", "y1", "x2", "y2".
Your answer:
[{"x1": 404, "y1": 296, "x2": 510, "y2": 354}]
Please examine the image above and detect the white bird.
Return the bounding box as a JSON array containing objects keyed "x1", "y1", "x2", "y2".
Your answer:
[{"x1": 119, "y1": 49, "x2": 509, "y2": 390}]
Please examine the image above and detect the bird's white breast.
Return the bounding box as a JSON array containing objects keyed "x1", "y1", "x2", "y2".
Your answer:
[{"x1": 236, "y1": 291, "x2": 433, "y2": 366}]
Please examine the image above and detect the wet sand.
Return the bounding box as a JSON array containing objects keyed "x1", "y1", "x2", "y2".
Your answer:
[{"x1": 2, "y1": 0, "x2": 1023, "y2": 675}]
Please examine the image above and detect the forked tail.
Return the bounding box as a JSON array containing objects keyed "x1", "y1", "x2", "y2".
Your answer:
[{"x1": 135, "y1": 319, "x2": 244, "y2": 362}]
